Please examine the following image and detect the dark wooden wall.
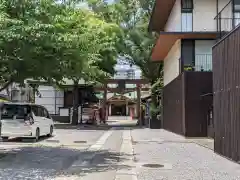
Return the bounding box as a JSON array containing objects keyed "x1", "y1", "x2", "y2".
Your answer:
[
  {"x1": 163, "y1": 74, "x2": 185, "y2": 135},
  {"x1": 184, "y1": 72, "x2": 213, "y2": 137},
  {"x1": 213, "y1": 25, "x2": 240, "y2": 162},
  {"x1": 163, "y1": 72, "x2": 213, "y2": 137}
]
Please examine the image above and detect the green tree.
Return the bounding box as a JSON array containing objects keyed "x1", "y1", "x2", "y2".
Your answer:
[
  {"x1": 0, "y1": 0, "x2": 122, "y2": 125},
  {"x1": 0, "y1": 0, "x2": 67, "y2": 91},
  {"x1": 54, "y1": 4, "x2": 122, "y2": 124},
  {"x1": 85, "y1": 0, "x2": 163, "y2": 122}
]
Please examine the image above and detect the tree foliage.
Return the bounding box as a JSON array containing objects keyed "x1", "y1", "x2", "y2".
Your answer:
[
  {"x1": 0, "y1": 0, "x2": 64, "y2": 90},
  {"x1": 0, "y1": 0, "x2": 122, "y2": 92},
  {"x1": 85, "y1": 0, "x2": 163, "y2": 118},
  {"x1": 86, "y1": 0, "x2": 163, "y2": 86}
]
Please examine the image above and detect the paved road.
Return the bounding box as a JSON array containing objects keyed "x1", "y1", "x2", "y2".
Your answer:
[
  {"x1": 1, "y1": 119, "x2": 240, "y2": 180},
  {"x1": 0, "y1": 124, "x2": 108, "y2": 180}
]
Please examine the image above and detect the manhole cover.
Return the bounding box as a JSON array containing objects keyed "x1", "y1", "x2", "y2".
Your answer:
[
  {"x1": 74, "y1": 141, "x2": 87, "y2": 144},
  {"x1": 142, "y1": 164, "x2": 164, "y2": 168},
  {"x1": 46, "y1": 140, "x2": 60, "y2": 143}
]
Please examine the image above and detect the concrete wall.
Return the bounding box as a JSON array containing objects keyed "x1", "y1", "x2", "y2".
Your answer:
[
  {"x1": 164, "y1": 0, "x2": 231, "y2": 32},
  {"x1": 163, "y1": 40, "x2": 181, "y2": 86},
  {"x1": 218, "y1": 0, "x2": 231, "y2": 12},
  {"x1": 164, "y1": 0, "x2": 181, "y2": 32},
  {"x1": 35, "y1": 85, "x2": 64, "y2": 115},
  {"x1": 193, "y1": 0, "x2": 217, "y2": 32}
]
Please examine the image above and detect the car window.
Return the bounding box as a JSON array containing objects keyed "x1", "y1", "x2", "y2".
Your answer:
[
  {"x1": 31, "y1": 106, "x2": 39, "y2": 116},
  {"x1": 38, "y1": 107, "x2": 45, "y2": 117},
  {"x1": 32, "y1": 106, "x2": 44, "y2": 117},
  {"x1": 1, "y1": 104, "x2": 31, "y2": 120},
  {"x1": 43, "y1": 108, "x2": 50, "y2": 118}
]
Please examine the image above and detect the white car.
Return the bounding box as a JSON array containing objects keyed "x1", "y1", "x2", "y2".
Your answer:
[{"x1": 0, "y1": 102, "x2": 54, "y2": 141}]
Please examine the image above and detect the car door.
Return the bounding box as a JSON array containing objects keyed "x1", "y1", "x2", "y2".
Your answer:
[
  {"x1": 42, "y1": 107, "x2": 52, "y2": 132},
  {"x1": 31, "y1": 105, "x2": 46, "y2": 135}
]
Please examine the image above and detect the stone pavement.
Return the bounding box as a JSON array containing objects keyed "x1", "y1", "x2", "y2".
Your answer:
[
  {"x1": 132, "y1": 128, "x2": 240, "y2": 180},
  {"x1": 1, "y1": 120, "x2": 240, "y2": 180}
]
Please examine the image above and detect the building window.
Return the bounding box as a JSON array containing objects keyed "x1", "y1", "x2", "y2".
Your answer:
[
  {"x1": 181, "y1": 0, "x2": 193, "y2": 32},
  {"x1": 181, "y1": 40, "x2": 195, "y2": 71},
  {"x1": 234, "y1": 0, "x2": 240, "y2": 27}
]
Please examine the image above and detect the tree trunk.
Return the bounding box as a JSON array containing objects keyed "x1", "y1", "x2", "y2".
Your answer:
[{"x1": 72, "y1": 81, "x2": 79, "y2": 125}]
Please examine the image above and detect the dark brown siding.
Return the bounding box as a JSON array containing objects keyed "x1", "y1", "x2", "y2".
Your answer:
[
  {"x1": 213, "y1": 25, "x2": 240, "y2": 162},
  {"x1": 184, "y1": 72, "x2": 213, "y2": 137},
  {"x1": 163, "y1": 72, "x2": 213, "y2": 137},
  {"x1": 163, "y1": 74, "x2": 185, "y2": 135}
]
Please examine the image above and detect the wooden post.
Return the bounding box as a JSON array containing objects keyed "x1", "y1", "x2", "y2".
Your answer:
[
  {"x1": 137, "y1": 84, "x2": 141, "y2": 124},
  {"x1": 103, "y1": 83, "x2": 107, "y2": 121},
  {"x1": 72, "y1": 81, "x2": 79, "y2": 125}
]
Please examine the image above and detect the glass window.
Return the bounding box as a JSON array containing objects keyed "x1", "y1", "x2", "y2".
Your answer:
[
  {"x1": 182, "y1": 40, "x2": 194, "y2": 67},
  {"x1": 32, "y1": 106, "x2": 44, "y2": 117},
  {"x1": 1, "y1": 104, "x2": 31, "y2": 120},
  {"x1": 181, "y1": 13, "x2": 193, "y2": 32},
  {"x1": 182, "y1": 0, "x2": 193, "y2": 10},
  {"x1": 43, "y1": 108, "x2": 50, "y2": 118},
  {"x1": 234, "y1": 12, "x2": 240, "y2": 27},
  {"x1": 31, "y1": 106, "x2": 39, "y2": 116}
]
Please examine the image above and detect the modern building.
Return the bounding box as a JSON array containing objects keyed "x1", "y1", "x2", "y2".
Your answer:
[
  {"x1": 213, "y1": 0, "x2": 240, "y2": 162},
  {"x1": 148, "y1": 0, "x2": 229, "y2": 137}
]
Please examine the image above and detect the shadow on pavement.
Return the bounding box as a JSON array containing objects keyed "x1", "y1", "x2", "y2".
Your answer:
[
  {"x1": 54, "y1": 123, "x2": 146, "y2": 131},
  {"x1": 59, "y1": 150, "x2": 133, "y2": 178},
  {"x1": 0, "y1": 146, "x2": 133, "y2": 179},
  {"x1": 1, "y1": 135, "x2": 53, "y2": 143}
]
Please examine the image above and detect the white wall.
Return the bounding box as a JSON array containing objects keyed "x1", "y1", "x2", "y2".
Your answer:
[
  {"x1": 164, "y1": 0, "x2": 230, "y2": 32},
  {"x1": 164, "y1": 0, "x2": 181, "y2": 32},
  {"x1": 164, "y1": 40, "x2": 181, "y2": 86},
  {"x1": 218, "y1": 0, "x2": 231, "y2": 12},
  {"x1": 195, "y1": 40, "x2": 215, "y2": 71},
  {"x1": 35, "y1": 85, "x2": 64, "y2": 115},
  {"x1": 193, "y1": 0, "x2": 217, "y2": 32},
  {"x1": 218, "y1": 0, "x2": 234, "y2": 31}
]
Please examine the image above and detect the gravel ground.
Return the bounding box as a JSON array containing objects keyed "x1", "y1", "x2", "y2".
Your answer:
[
  {"x1": 131, "y1": 129, "x2": 240, "y2": 180},
  {"x1": 0, "y1": 127, "x2": 107, "y2": 180}
]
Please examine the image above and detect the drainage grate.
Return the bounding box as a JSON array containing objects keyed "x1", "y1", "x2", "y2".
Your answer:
[
  {"x1": 142, "y1": 164, "x2": 164, "y2": 168},
  {"x1": 46, "y1": 140, "x2": 60, "y2": 143},
  {"x1": 74, "y1": 141, "x2": 87, "y2": 144}
]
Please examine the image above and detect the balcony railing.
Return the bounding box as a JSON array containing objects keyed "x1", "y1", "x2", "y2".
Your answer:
[
  {"x1": 184, "y1": 54, "x2": 212, "y2": 72},
  {"x1": 215, "y1": 0, "x2": 240, "y2": 39}
]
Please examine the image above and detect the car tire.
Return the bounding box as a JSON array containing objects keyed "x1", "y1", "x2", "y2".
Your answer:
[
  {"x1": 47, "y1": 126, "x2": 53, "y2": 137},
  {"x1": 1, "y1": 137, "x2": 8, "y2": 142}
]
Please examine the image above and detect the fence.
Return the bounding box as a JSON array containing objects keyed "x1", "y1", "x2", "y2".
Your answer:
[
  {"x1": 183, "y1": 54, "x2": 212, "y2": 72},
  {"x1": 215, "y1": 0, "x2": 240, "y2": 39}
]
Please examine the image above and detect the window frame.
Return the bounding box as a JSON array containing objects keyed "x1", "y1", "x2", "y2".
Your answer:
[
  {"x1": 181, "y1": 0, "x2": 193, "y2": 32},
  {"x1": 181, "y1": 0, "x2": 193, "y2": 12}
]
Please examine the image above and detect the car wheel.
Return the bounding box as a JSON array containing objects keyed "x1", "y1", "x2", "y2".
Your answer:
[
  {"x1": 1, "y1": 137, "x2": 8, "y2": 142},
  {"x1": 47, "y1": 126, "x2": 53, "y2": 137},
  {"x1": 35, "y1": 128, "x2": 40, "y2": 142}
]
